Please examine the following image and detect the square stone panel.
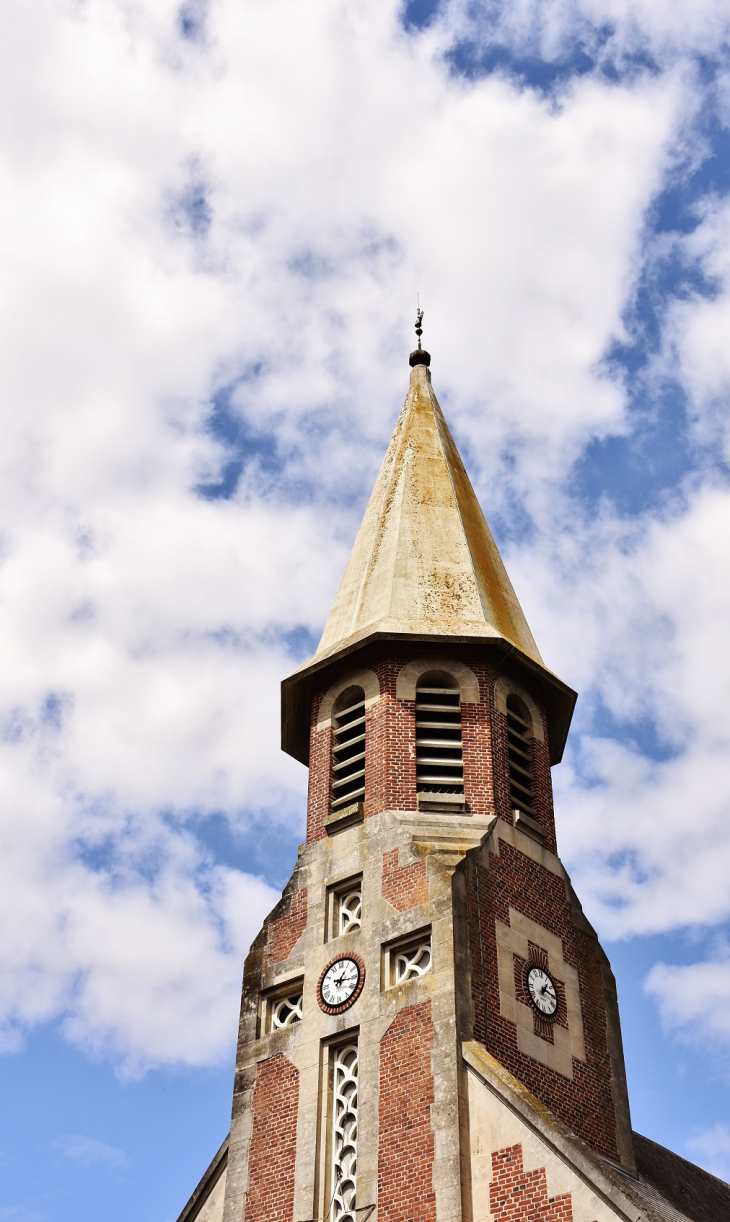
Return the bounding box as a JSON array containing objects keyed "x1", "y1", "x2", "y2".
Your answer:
[{"x1": 496, "y1": 908, "x2": 586, "y2": 1079}]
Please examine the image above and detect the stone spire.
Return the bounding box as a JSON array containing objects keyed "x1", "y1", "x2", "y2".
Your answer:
[
  {"x1": 315, "y1": 358, "x2": 542, "y2": 667},
  {"x1": 282, "y1": 351, "x2": 575, "y2": 764}
]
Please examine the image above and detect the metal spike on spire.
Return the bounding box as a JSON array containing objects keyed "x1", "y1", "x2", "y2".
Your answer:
[
  {"x1": 415, "y1": 304, "x2": 424, "y2": 350},
  {"x1": 409, "y1": 297, "x2": 430, "y2": 368}
]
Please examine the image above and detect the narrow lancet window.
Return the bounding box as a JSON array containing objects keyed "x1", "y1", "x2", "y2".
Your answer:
[
  {"x1": 415, "y1": 672, "x2": 464, "y2": 795},
  {"x1": 331, "y1": 1042, "x2": 358, "y2": 1222},
  {"x1": 331, "y1": 687, "x2": 366, "y2": 811},
  {"x1": 506, "y1": 694, "x2": 535, "y2": 814}
]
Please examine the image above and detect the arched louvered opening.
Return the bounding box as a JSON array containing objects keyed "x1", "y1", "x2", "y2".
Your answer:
[
  {"x1": 506, "y1": 694, "x2": 535, "y2": 815},
  {"x1": 331, "y1": 686, "x2": 366, "y2": 811},
  {"x1": 415, "y1": 671, "x2": 464, "y2": 795}
]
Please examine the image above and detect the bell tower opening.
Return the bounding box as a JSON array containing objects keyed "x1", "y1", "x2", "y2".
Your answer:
[
  {"x1": 331, "y1": 685, "x2": 366, "y2": 812},
  {"x1": 506, "y1": 693, "x2": 535, "y2": 815},
  {"x1": 415, "y1": 671, "x2": 464, "y2": 796}
]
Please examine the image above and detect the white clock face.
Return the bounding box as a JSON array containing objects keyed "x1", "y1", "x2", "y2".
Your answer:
[
  {"x1": 320, "y1": 958, "x2": 361, "y2": 1009},
  {"x1": 527, "y1": 966, "x2": 558, "y2": 1017}
]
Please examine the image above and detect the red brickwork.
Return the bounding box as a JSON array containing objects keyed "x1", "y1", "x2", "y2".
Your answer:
[
  {"x1": 267, "y1": 888, "x2": 307, "y2": 963},
  {"x1": 381, "y1": 847, "x2": 428, "y2": 911},
  {"x1": 306, "y1": 691, "x2": 332, "y2": 842},
  {"x1": 467, "y1": 841, "x2": 621, "y2": 1162},
  {"x1": 305, "y1": 643, "x2": 556, "y2": 846},
  {"x1": 244, "y1": 1054, "x2": 299, "y2": 1222},
  {"x1": 489, "y1": 1144, "x2": 596, "y2": 1222},
  {"x1": 378, "y1": 1001, "x2": 436, "y2": 1222}
]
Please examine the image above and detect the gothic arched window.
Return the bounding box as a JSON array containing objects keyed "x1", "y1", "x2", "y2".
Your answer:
[
  {"x1": 506, "y1": 693, "x2": 535, "y2": 815},
  {"x1": 415, "y1": 671, "x2": 464, "y2": 796},
  {"x1": 331, "y1": 686, "x2": 366, "y2": 811}
]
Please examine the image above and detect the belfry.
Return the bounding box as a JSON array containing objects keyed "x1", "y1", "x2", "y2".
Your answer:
[{"x1": 177, "y1": 331, "x2": 729, "y2": 1222}]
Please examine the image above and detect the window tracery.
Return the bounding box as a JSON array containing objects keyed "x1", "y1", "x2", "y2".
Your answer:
[
  {"x1": 383, "y1": 929, "x2": 433, "y2": 988},
  {"x1": 331, "y1": 1042, "x2": 358, "y2": 1222},
  {"x1": 270, "y1": 991, "x2": 303, "y2": 1030},
  {"x1": 337, "y1": 884, "x2": 362, "y2": 936},
  {"x1": 394, "y1": 938, "x2": 432, "y2": 984}
]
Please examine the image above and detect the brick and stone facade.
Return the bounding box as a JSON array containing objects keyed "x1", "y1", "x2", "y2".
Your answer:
[
  {"x1": 217, "y1": 639, "x2": 634, "y2": 1222},
  {"x1": 175, "y1": 355, "x2": 723, "y2": 1222}
]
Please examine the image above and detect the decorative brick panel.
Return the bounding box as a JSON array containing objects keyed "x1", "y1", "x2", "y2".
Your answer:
[
  {"x1": 244, "y1": 1055, "x2": 299, "y2": 1222},
  {"x1": 381, "y1": 847, "x2": 428, "y2": 911},
  {"x1": 490, "y1": 1143, "x2": 596, "y2": 1222},
  {"x1": 267, "y1": 888, "x2": 307, "y2": 963},
  {"x1": 467, "y1": 841, "x2": 621, "y2": 1162},
  {"x1": 378, "y1": 1001, "x2": 436, "y2": 1222}
]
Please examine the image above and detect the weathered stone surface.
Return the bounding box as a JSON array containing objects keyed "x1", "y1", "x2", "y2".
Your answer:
[{"x1": 313, "y1": 363, "x2": 542, "y2": 666}]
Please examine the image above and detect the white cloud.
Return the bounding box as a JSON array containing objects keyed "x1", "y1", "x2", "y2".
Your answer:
[
  {"x1": 663, "y1": 195, "x2": 730, "y2": 457},
  {"x1": 0, "y1": 0, "x2": 725, "y2": 1072},
  {"x1": 645, "y1": 950, "x2": 730, "y2": 1060},
  {"x1": 54, "y1": 1133, "x2": 128, "y2": 1169},
  {"x1": 687, "y1": 1123, "x2": 730, "y2": 1182},
  {"x1": 438, "y1": 0, "x2": 730, "y2": 65},
  {"x1": 510, "y1": 480, "x2": 730, "y2": 938}
]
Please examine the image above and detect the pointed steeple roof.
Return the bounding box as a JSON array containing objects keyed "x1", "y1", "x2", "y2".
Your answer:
[
  {"x1": 315, "y1": 361, "x2": 542, "y2": 666},
  {"x1": 282, "y1": 354, "x2": 576, "y2": 766}
]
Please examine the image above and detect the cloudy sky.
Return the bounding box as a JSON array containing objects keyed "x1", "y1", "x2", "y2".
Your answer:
[{"x1": 3, "y1": 0, "x2": 730, "y2": 1217}]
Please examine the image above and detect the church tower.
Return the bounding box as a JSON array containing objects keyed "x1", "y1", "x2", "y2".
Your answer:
[{"x1": 176, "y1": 334, "x2": 730, "y2": 1222}]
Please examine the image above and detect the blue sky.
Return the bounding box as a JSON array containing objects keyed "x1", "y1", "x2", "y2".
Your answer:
[{"x1": 3, "y1": 0, "x2": 730, "y2": 1218}]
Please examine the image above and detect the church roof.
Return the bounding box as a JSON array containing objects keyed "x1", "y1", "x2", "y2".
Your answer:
[
  {"x1": 315, "y1": 360, "x2": 542, "y2": 666},
  {"x1": 630, "y1": 1131, "x2": 730, "y2": 1222},
  {"x1": 282, "y1": 354, "x2": 576, "y2": 765}
]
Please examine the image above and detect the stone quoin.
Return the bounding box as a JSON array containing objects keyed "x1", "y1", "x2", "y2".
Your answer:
[{"x1": 175, "y1": 339, "x2": 730, "y2": 1222}]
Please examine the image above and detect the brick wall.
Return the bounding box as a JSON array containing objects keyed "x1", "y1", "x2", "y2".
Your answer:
[
  {"x1": 378, "y1": 1001, "x2": 436, "y2": 1222},
  {"x1": 381, "y1": 847, "x2": 428, "y2": 911},
  {"x1": 490, "y1": 1143, "x2": 596, "y2": 1222},
  {"x1": 244, "y1": 1054, "x2": 299, "y2": 1222},
  {"x1": 467, "y1": 841, "x2": 621, "y2": 1162},
  {"x1": 267, "y1": 887, "x2": 308, "y2": 963},
  {"x1": 306, "y1": 642, "x2": 556, "y2": 846}
]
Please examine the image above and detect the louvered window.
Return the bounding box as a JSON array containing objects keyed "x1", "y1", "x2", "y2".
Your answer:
[
  {"x1": 506, "y1": 694, "x2": 535, "y2": 814},
  {"x1": 331, "y1": 686, "x2": 366, "y2": 811},
  {"x1": 415, "y1": 673, "x2": 464, "y2": 795}
]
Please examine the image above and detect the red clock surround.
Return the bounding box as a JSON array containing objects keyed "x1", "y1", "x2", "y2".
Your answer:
[{"x1": 316, "y1": 952, "x2": 366, "y2": 1015}]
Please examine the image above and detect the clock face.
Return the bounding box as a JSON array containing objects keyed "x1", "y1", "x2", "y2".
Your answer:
[
  {"x1": 319, "y1": 957, "x2": 361, "y2": 1010},
  {"x1": 527, "y1": 965, "x2": 558, "y2": 1017}
]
